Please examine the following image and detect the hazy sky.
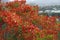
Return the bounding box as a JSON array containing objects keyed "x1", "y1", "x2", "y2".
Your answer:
[
  {"x1": 1, "y1": 0, "x2": 60, "y2": 6},
  {"x1": 26, "y1": 0, "x2": 60, "y2": 6}
]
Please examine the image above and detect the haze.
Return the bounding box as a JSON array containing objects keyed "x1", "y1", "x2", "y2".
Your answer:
[
  {"x1": 1, "y1": 0, "x2": 60, "y2": 6},
  {"x1": 26, "y1": 0, "x2": 60, "y2": 6}
]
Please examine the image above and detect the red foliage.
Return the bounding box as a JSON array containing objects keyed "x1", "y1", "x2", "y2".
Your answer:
[{"x1": 0, "y1": 0, "x2": 59, "y2": 40}]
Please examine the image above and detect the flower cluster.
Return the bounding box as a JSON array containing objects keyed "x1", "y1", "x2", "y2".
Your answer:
[{"x1": 0, "y1": 0, "x2": 60, "y2": 40}]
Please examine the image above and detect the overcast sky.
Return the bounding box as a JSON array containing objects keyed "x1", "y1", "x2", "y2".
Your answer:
[
  {"x1": 26, "y1": 0, "x2": 60, "y2": 6},
  {"x1": 1, "y1": 0, "x2": 60, "y2": 6}
]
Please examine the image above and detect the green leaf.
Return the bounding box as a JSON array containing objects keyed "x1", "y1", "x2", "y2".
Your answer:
[
  {"x1": 56, "y1": 21, "x2": 60, "y2": 24},
  {"x1": 11, "y1": 28, "x2": 15, "y2": 33},
  {"x1": 2, "y1": 23, "x2": 7, "y2": 30},
  {"x1": 33, "y1": 8, "x2": 36, "y2": 10},
  {"x1": 4, "y1": 32, "x2": 11, "y2": 40},
  {"x1": 14, "y1": 3, "x2": 19, "y2": 7},
  {"x1": 32, "y1": 20, "x2": 37, "y2": 25},
  {"x1": 18, "y1": 25, "x2": 24, "y2": 40},
  {"x1": 47, "y1": 35, "x2": 53, "y2": 40},
  {"x1": 1, "y1": 6, "x2": 7, "y2": 10},
  {"x1": 12, "y1": 35, "x2": 17, "y2": 40},
  {"x1": 58, "y1": 31, "x2": 60, "y2": 40},
  {"x1": 7, "y1": 34, "x2": 11, "y2": 40},
  {"x1": 20, "y1": 37, "x2": 24, "y2": 40},
  {"x1": 0, "y1": 17, "x2": 2, "y2": 22},
  {"x1": 18, "y1": 25, "x2": 22, "y2": 33},
  {"x1": 41, "y1": 38, "x2": 47, "y2": 40},
  {"x1": 36, "y1": 33, "x2": 40, "y2": 37},
  {"x1": 37, "y1": 38, "x2": 41, "y2": 40}
]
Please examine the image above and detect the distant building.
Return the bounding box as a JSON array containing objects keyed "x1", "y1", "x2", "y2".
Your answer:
[
  {"x1": 38, "y1": 10, "x2": 60, "y2": 16},
  {"x1": 38, "y1": 11, "x2": 43, "y2": 13},
  {"x1": 39, "y1": 10, "x2": 60, "y2": 13},
  {"x1": 51, "y1": 10, "x2": 60, "y2": 13}
]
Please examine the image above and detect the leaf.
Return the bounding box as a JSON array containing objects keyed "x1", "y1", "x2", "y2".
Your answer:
[
  {"x1": 47, "y1": 35, "x2": 53, "y2": 40},
  {"x1": 12, "y1": 35, "x2": 17, "y2": 40},
  {"x1": 41, "y1": 38, "x2": 47, "y2": 40},
  {"x1": 14, "y1": 2, "x2": 19, "y2": 7},
  {"x1": 56, "y1": 21, "x2": 60, "y2": 24},
  {"x1": 36, "y1": 33, "x2": 40, "y2": 37},
  {"x1": 58, "y1": 31, "x2": 60, "y2": 40},
  {"x1": 37, "y1": 38, "x2": 41, "y2": 40},
  {"x1": 2, "y1": 23, "x2": 7, "y2": 30},
  {"x1": 18, "y1": 25, "x2": 22, "y2": 33},
  {"x1": 20, "y1": 37, "x2": 24, "y2": 40},
  {"x1": 4, "y1": 32, "x2": 11, "y2": 40},
  {"x1": 0, "y1": 17, "x2": 2, "y2": 22},
  {"x1": 7, "y1": 33, "x2": 11, "y2": 39},
  {"x1": 1, "y1": 6, "x2": 7, "y2": 10},
  {"x1": 32, "y1": 20, "x2": 37, "y2": 25}
]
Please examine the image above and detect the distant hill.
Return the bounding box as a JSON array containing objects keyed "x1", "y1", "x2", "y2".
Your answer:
[{"x1": 39, "y1": 5, "x2": 60, "y2": 11}]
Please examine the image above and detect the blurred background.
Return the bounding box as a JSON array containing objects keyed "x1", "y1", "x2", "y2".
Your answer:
[{"x1": 26, "y1": 0, "x2": 60, "y2": 16}]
